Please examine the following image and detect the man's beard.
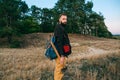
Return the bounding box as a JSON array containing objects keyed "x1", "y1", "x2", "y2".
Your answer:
[{"x1": 61, "y1": 22, "x2": 67, "y2": 27}]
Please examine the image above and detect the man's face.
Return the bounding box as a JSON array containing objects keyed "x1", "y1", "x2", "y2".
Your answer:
[{"x1": 59, "y1": 15, "x2": 67, "y2": 24}]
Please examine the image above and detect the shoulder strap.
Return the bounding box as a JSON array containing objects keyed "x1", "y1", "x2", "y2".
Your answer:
[{"x1": 50, "y1": 40, "x2": 60, "y2": 59}]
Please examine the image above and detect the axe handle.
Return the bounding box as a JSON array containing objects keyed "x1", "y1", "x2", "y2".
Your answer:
[{"x1": 50, "y1": 41, "x2": 60, "y2": 59}]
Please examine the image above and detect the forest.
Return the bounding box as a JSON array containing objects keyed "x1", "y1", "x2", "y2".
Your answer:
[{"x1": 0, "y1": 0, "x2": 112, "y2": 45}]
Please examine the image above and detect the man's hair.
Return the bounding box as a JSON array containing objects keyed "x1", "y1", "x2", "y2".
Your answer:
[
  {"x1": 59, "y1": 13, "x2": 67, "y2": 18},
  {"x1": 58, "y1": 13, "x2": 67, "y2": 23}
]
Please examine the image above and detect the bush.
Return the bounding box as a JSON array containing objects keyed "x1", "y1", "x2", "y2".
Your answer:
[{"x1": 10, "y1": 40, "x2": 23, "y2": 48}]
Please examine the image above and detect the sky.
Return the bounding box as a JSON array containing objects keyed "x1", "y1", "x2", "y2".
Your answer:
[{"x1": 23, "y1": 0, "x2": 120, "y2": 34}]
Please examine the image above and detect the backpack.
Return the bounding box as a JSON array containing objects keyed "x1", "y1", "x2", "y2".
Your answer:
[{"x1": 45, "y1": 35, "x2": 60, "y2": 60}]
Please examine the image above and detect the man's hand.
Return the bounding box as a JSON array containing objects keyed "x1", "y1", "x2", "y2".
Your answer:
[{"x1": 60, "y1": 56, "x2": 65, "y2": 64}]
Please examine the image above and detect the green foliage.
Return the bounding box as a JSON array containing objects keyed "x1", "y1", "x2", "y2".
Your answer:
[
  {"x1": 0, "y1": 0, "x2": 29, "y2": 43},
  {"x1": 0, "y1": 0, "x2": 113, "y2": 46},
  {"x1": 10, "y1": 39, "x2": 23, "y2": 48},
  {"x1": 112, "y1": 35, "x2": 120, "y2": 39},
  {"x1": 20, "y1": 16, "x2": 40, "y2": 34},
  {"x1": 52, "y1": 0, "x2": 112, "y2": 37}
]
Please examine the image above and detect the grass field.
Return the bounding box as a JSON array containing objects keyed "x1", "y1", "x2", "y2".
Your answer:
[{"x1": 0, "y1": 33, "x2": 120, "y2": 80}]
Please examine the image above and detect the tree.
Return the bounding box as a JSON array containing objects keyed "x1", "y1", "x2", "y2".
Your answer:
[
  {"x1": 0, "y1": 0, "x2": 113, "y2": 45},
  {"x1": 53, "y1": 0, "x2": 93, "y2": 33},
  {"x1": 0, "y1": 0, "x2": 29, "y2": 43},
  {"x1": 88, "y1": 12, "x2": 112, "y2": 37},
  {"x1": 53, "y1": 0, "x2": 112, "y2": 37},
  {"x1": 40, "y1": 8, "x2": 54, "y2": 32}
]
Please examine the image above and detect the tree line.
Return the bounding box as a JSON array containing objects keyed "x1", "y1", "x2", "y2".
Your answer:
[{"x1": 0, "y1": 0, "x2": 112, "y2": 45}]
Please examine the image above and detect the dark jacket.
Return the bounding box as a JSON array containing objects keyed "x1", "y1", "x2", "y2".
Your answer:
[{"x1": 54, "y1": 23, "x2": 71, "y2": 57}]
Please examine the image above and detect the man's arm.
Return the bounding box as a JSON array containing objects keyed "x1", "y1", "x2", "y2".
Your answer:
[{"x1": 54, "y1": 25, "x2": 64, "y2": 56}]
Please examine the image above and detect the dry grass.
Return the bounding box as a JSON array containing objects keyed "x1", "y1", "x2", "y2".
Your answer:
[
  {"x1": 66, "y1": 51, "x2": 120, "y2": 80},
  {"x1": 0, "y1": 47, "x2": 55, "y2": 80},
  {"x1": 0, "y1": 33, "x2": 120, "y2": 80}
]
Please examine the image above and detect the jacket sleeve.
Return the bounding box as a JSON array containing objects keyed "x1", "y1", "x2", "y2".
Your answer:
[{"x1": 54, "y1": 26, "x2": 64, "y2": 56}]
